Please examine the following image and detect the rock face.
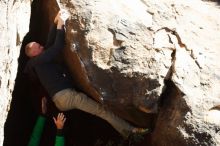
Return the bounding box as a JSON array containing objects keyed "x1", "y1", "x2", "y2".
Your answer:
[
  {"x1": 62, "y1": 0, "x2": 170, "y2": 127},
  {"x1": 148, "y1": 1, "x2": 220, "y2": 145},
  {"x1": 56, "y1": 0, "x2": 219, "y2": 145},
  {"x1": 1, "y1": 0, "x2": 220, "y2": 146},
  {"x1": 0, "y1": 0, "x2": 31, "y2": 145}
]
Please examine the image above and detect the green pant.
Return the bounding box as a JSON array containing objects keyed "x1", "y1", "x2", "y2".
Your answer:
[{"x1": 52, "y1": 88, "x2": 133, "y2": 138}]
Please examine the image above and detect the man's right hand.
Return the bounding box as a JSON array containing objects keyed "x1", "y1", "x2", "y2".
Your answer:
[
  {"x1": 57, "y1": 16, "x2": 65, "y2": 29},
  {"x1": 56, "y1": 9, "x2": 69, "y2": 29},
  {"x1": 54, "y1": 11, "x2": 61, "y2": 24}
]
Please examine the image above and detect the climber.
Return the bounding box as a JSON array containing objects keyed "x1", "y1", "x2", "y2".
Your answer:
[
  {"x1": 24, "y1": 10, "x2": 147, "y2": 138},
  {"x1": 28, "y1": 97, "x2": 66, "y2": 146}
]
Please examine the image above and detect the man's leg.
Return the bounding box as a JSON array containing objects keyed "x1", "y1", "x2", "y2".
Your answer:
[{"x1": 53, "y1": 88, "x2": 133, "y2": 138}]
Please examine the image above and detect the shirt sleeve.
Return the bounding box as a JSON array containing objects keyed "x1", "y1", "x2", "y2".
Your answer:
[
  {"x1": 45, "y1": 24, "x2": 57, "y2": 48},
  {"x1": 54, "y1": 129, "x2": 65, "y2": 146},
  {"x1": 55, "y1": 136, "x2": 65, "y2": 146},
  {"x1": 27, "y1": 116, "x2": 46, "y2": 146}
]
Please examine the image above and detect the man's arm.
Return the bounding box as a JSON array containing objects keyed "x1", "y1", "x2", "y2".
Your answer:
[
  {"x1": 28, "y1": 16, "x2": 65, "y2": 66},
  {"x1": 44, "y1": 12, "x2": 62, "y2": 48},
  {"x1": 36, "y1": 15, "x2": 65, "y2": 62},
  {"x1": 44, "y1": 24, "x2": 57, "y2": 48}
]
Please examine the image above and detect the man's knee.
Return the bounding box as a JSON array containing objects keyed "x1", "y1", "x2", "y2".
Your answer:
[
  {"x1": 53, "y1": 97, "x2": 69, "y2": 111},
  {"x1": 73, "y1": 92, "x2": 87, "y2": 105}
]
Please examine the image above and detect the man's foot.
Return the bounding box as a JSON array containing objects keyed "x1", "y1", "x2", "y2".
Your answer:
[
  {"x1": 122, "y1": 127, "x2": 149, "y2": 140},
  {"x1": 132, "y1": 127, "x2": 149, "y2": 134},
  {"x1": 127, "y1": 128, "x2": 149, "y2": 143}
]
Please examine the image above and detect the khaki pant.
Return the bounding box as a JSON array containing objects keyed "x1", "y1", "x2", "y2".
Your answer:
[{"x1": 52, "y1": 88, "x2": 133, "y2": 138}]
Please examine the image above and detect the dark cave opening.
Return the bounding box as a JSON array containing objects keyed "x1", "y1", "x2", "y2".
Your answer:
[{"x1": 3, "y1": 0, "x2": 128, "y2": 146}]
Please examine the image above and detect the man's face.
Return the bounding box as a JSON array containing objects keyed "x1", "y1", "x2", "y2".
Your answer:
[{"x1": 29, "y1": 42, "x2": 44, "y2": 57}]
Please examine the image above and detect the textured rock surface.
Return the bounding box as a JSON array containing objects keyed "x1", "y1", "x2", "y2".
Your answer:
[
  {"x1": 0, "y1": 0, "x2": 31, "y2": 145},
  {"x1": 56, "y1": 0, "x2": 220, "y2": 145},
  {"x1": 1, "y1": 0, "x2": 220, "y2": 145},
  {"x1": 60, "y1": 0, "x2": 170, "y2": 127},
  {"x1": 149, "y1": 1, "x2": 220, "y2": 145}
]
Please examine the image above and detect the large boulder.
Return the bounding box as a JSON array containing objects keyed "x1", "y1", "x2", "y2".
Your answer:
[
  {"x1": 61, "y1": 0, "x2": 169, "y2": 127},
  {"x1": 0, "y1": 0, "x2": 31, "y2": 145},
  {"x1": 57, "y1": 0, "x2": 220, "y2": 145}
]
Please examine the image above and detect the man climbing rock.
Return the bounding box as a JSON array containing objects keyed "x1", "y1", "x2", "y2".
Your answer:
[{"x1": 24, "y1": 10, "x2": 146, "y2": 138}]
